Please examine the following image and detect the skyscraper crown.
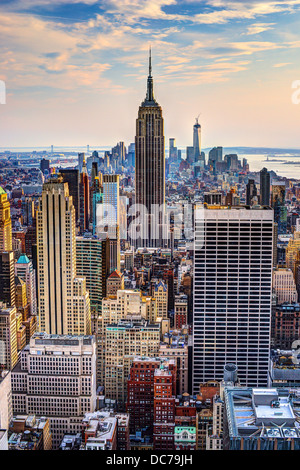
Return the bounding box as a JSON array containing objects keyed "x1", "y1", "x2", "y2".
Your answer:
[{"x1": 141, "y1": 47, "x2": 159, "y2": 107}]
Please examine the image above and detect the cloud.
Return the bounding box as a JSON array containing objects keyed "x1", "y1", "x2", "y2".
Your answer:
[
  {"x1": 273, "y1": 62, "x2": 292, "y2": 67},
  {"x1": 245, "y1": 22, "x2": 275, "y2": 35}
]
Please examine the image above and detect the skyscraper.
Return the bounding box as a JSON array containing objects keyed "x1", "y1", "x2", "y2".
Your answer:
[
  {"x1": 60, "y1": 169, "x2": 80, "y2": 226},
  {"x1": 37, "y1": 175, "x2": 91, "y2": 335},
  {"x1": 15, "y1": 254, "x2": 37, "y2": 317},
  {"x1": 79, "y1": 156, "x2": 90, "y2": 233},
  {"x1": 134, "y1": 49, "x2": 166, "y2": 248},
  {"x1": 193, "y1": 117, "x2": 201, "y2": 163},
  {"x1": 246, "y1": 179, "x2": 258, "y2": 206},
  {"x1": 0, "y1": 187, "x2": 12, "y2": 253},
  {"x1": 260, "y1": 167, "x2": 270, "y2": 206},
  {"x1": 0, "y1": 187, "x2": 15, "y2": 307},
  {"x1": 193, "y1": 206, "x2": 273, "y2": 392}
]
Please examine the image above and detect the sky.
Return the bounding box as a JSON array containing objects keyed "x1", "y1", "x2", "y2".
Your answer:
[{"x1": 0, "y1": 0, "x2": 300, "y2": 149}]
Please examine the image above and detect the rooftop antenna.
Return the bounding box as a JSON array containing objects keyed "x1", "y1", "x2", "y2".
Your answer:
[
  {"x1": 196, "y1": 113, "x2": 201, "y2": 124},
  {"x1": 149, "y1": 45, "x2": 152, "y2": 77}
]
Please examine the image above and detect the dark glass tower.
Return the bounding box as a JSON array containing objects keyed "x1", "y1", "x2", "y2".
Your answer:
[
  {"x1": 135, "y1": 49, "x2": 165, "y2": 247},
  {"x1": 260, "y1": 167, "x2": 270, "y2": 206}
]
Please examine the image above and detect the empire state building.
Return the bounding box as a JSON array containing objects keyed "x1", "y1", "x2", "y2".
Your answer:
[{"x1": 134, "y1": 50, "x2": 166, "y2": 248}]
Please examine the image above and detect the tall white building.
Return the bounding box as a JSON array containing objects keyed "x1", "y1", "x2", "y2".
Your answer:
[
  {"x1": 37, "y1": 176, "x2": 91, "y2": 335},
  {"x1": 11, "y1": 333, "x2": 97, "y2": 449},
  {"x1": 193, "y1": 206, "x2": 273, "y2": 392}
]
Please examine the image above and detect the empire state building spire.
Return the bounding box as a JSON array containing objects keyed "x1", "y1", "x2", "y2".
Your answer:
[{"x1": 142, "y1": 47, "x2": 158, "y2": 107}]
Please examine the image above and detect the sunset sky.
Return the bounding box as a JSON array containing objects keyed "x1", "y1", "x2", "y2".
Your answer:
[{"x1": 1, "y1": 0, "x2": 300, "y2": 149}]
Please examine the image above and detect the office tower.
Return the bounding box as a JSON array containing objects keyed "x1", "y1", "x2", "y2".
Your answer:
[
  {"x1": 79, "y1": 156, "x2": 90, "y2": 233},
  {"x1": 78, "y1": 152, "x2": 84, "y2": 174},
  {"x1": 224, "y1": 154, "x2": 239, "y2": 171},
  {"x1": 159, "y1": 341, "x2": 189, "y2": 395},
  {"x1": 112, "y1": 142, "x2": 126, "y2": 167},
  {"x1": 91, "y1": 177, "x2": 102, "y2": 235},
  {"x1": 90, "y1": 161, "x2": 98, "y2": 186},
  {"x1": 260, "y1": 167, "x2": 270, "y2": 206},
  {"x1": 193, "y1": 206, "x2": 273, "y2": 392},
  {"x1": 0, "y1": 304, "x2": 18, "y2": 371},
  {"x1": 246, "y1": 179, "x2": 258, "y2": 206},
  {"x1": 153, "y1": 279, "x2": 168, "y2": 319},
  {"x1": 186, "y1": 146, "x2": 194, "y2": 165},
  {"x1": 60, "y1": 169, "x2": 80, "y2": 226},
  {"x1": 169, "y1": 138, "x2": 178, "y2": 163},
  {"x1": 208, "y1": 147, "x2": 223, "y2": 172},
  {"x1": 22, "y1": 197, "x2": 35, "y2": 226},
  {"x1": 11, "y1": 333, "x2": 96, "y2": 449},
  {"x1": 101, "y1": 174, "x2": 120, "y2": 239},
  {"x1": 285, "y1": 231, "x2": 300, "y2": 271},
  {"x1": 0, "y1": 252, "x2": 15, "y2": 307},
  {"x1": 127, "y1": 357, "x2": 161, "y2": 435},
  {"x1": 15, "y1": 254, "x2": 37, "y2": 317},
  {"x1": 124, "y1": 249, "x2": 134, "y2": 271},
  {"x1": 109, "y1": 232, "x2": 121, "y2": 273},
  {"x1": 25, "y1": 222, "x2": 37, "y2": 259},
  {"x1": 0, "y1": 187, "x2": 12, "y2": 252},
  {"x1": 105, "y1": 318, "x2": 160, "y2": 405},
  {"x1": 37, "y1": 176, "x2": 91, "y2": 335},
  {"x1": 174, "y1": 294, "x2": 188, "y2": 329},
  {"x1": 15, "y1": 275, "x2": 30, "y2": 322},
  {"x1": 193, "y1": 117, "x2": 201, "y2": 163},
  {"x1": 76, "y1": 235, "x2": 104, "y2": 315},
  {"x1": 153, "y1": 360, "x2": 176, "y2": 450},
  {"x1": 1, "y1": 176, "x2": 15, "y2": 309},
  {"x1": 127, "y1": 143, "x2": 135, "y2": 167},
  {"x1": 90, "y1": 162, "x2": 100, "y2": 229},
  {"x1": 99, "y1": 290, "x2": 158, "y2": 388},
  {"x1": 40, "y1": 158, "x2": 50, "y2": 175},
  {"x1": 225, "y1": 187, "x2": 239, "y2": 206},
  {"x1": 273, "y1": 268, "x2": 298, "y2": 304},
  {"x1": 135, "y1": 50, "x2": 166, "y2": 248},
  {"x1": 106, "y1": 270, "x2": 124, "y2": 296},
  {"x1": 223, "y1": 386, "x2": 300, "y2": 450},
  {"x1": 0, "y1": 371, "x2": 12, "y2": 438},
  {"x1": 271, "y1": 183, "x2": 287, "y2": 234}
]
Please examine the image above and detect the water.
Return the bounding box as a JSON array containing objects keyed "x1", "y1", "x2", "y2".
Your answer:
[{"x1": 242, "y1": 154, "x2": 300, "y2": 180}]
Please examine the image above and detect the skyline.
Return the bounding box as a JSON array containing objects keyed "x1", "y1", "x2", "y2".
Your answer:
[{"x1": 0, "y1": 0, "x2": 300, "y2": 147}]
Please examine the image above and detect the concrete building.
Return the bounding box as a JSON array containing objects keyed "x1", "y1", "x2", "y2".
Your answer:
[
  {"x1": 106, "y1": 270, "x2": 124, "y2": 296},
  {"x1": 0, "y1": 304, "x2": 18, "y2": 371},
  {"x1": 11, "y1": 333, "x2": 97, "y2": 449},
  {"x1": 193, "y1": 206, "x2": 273, "y2": 391},
  {"x1": 0, "y1": 371, "x2": 12, "y2": 432},
  {"x1": 76, "y1": 235, "x2": 104, "y2": 315},
  {"x1": 37, "y1": 176, "x2": 91, "y2": 335},
  {"x1": 0, "y1": 186, "x2": 12, "y2": 252},
  {"x1": 105, "y1": 318, "x2": 160, "y2": 405},
  {"x1": 8, "y1": 415, "x2": 52, "y2": 450},
  {"x1": 273, "y1": 268, "x2": 298, "y2": 305},
  {"x1": 223, "y1": 386, "x2": 300, "y2": 450}
]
